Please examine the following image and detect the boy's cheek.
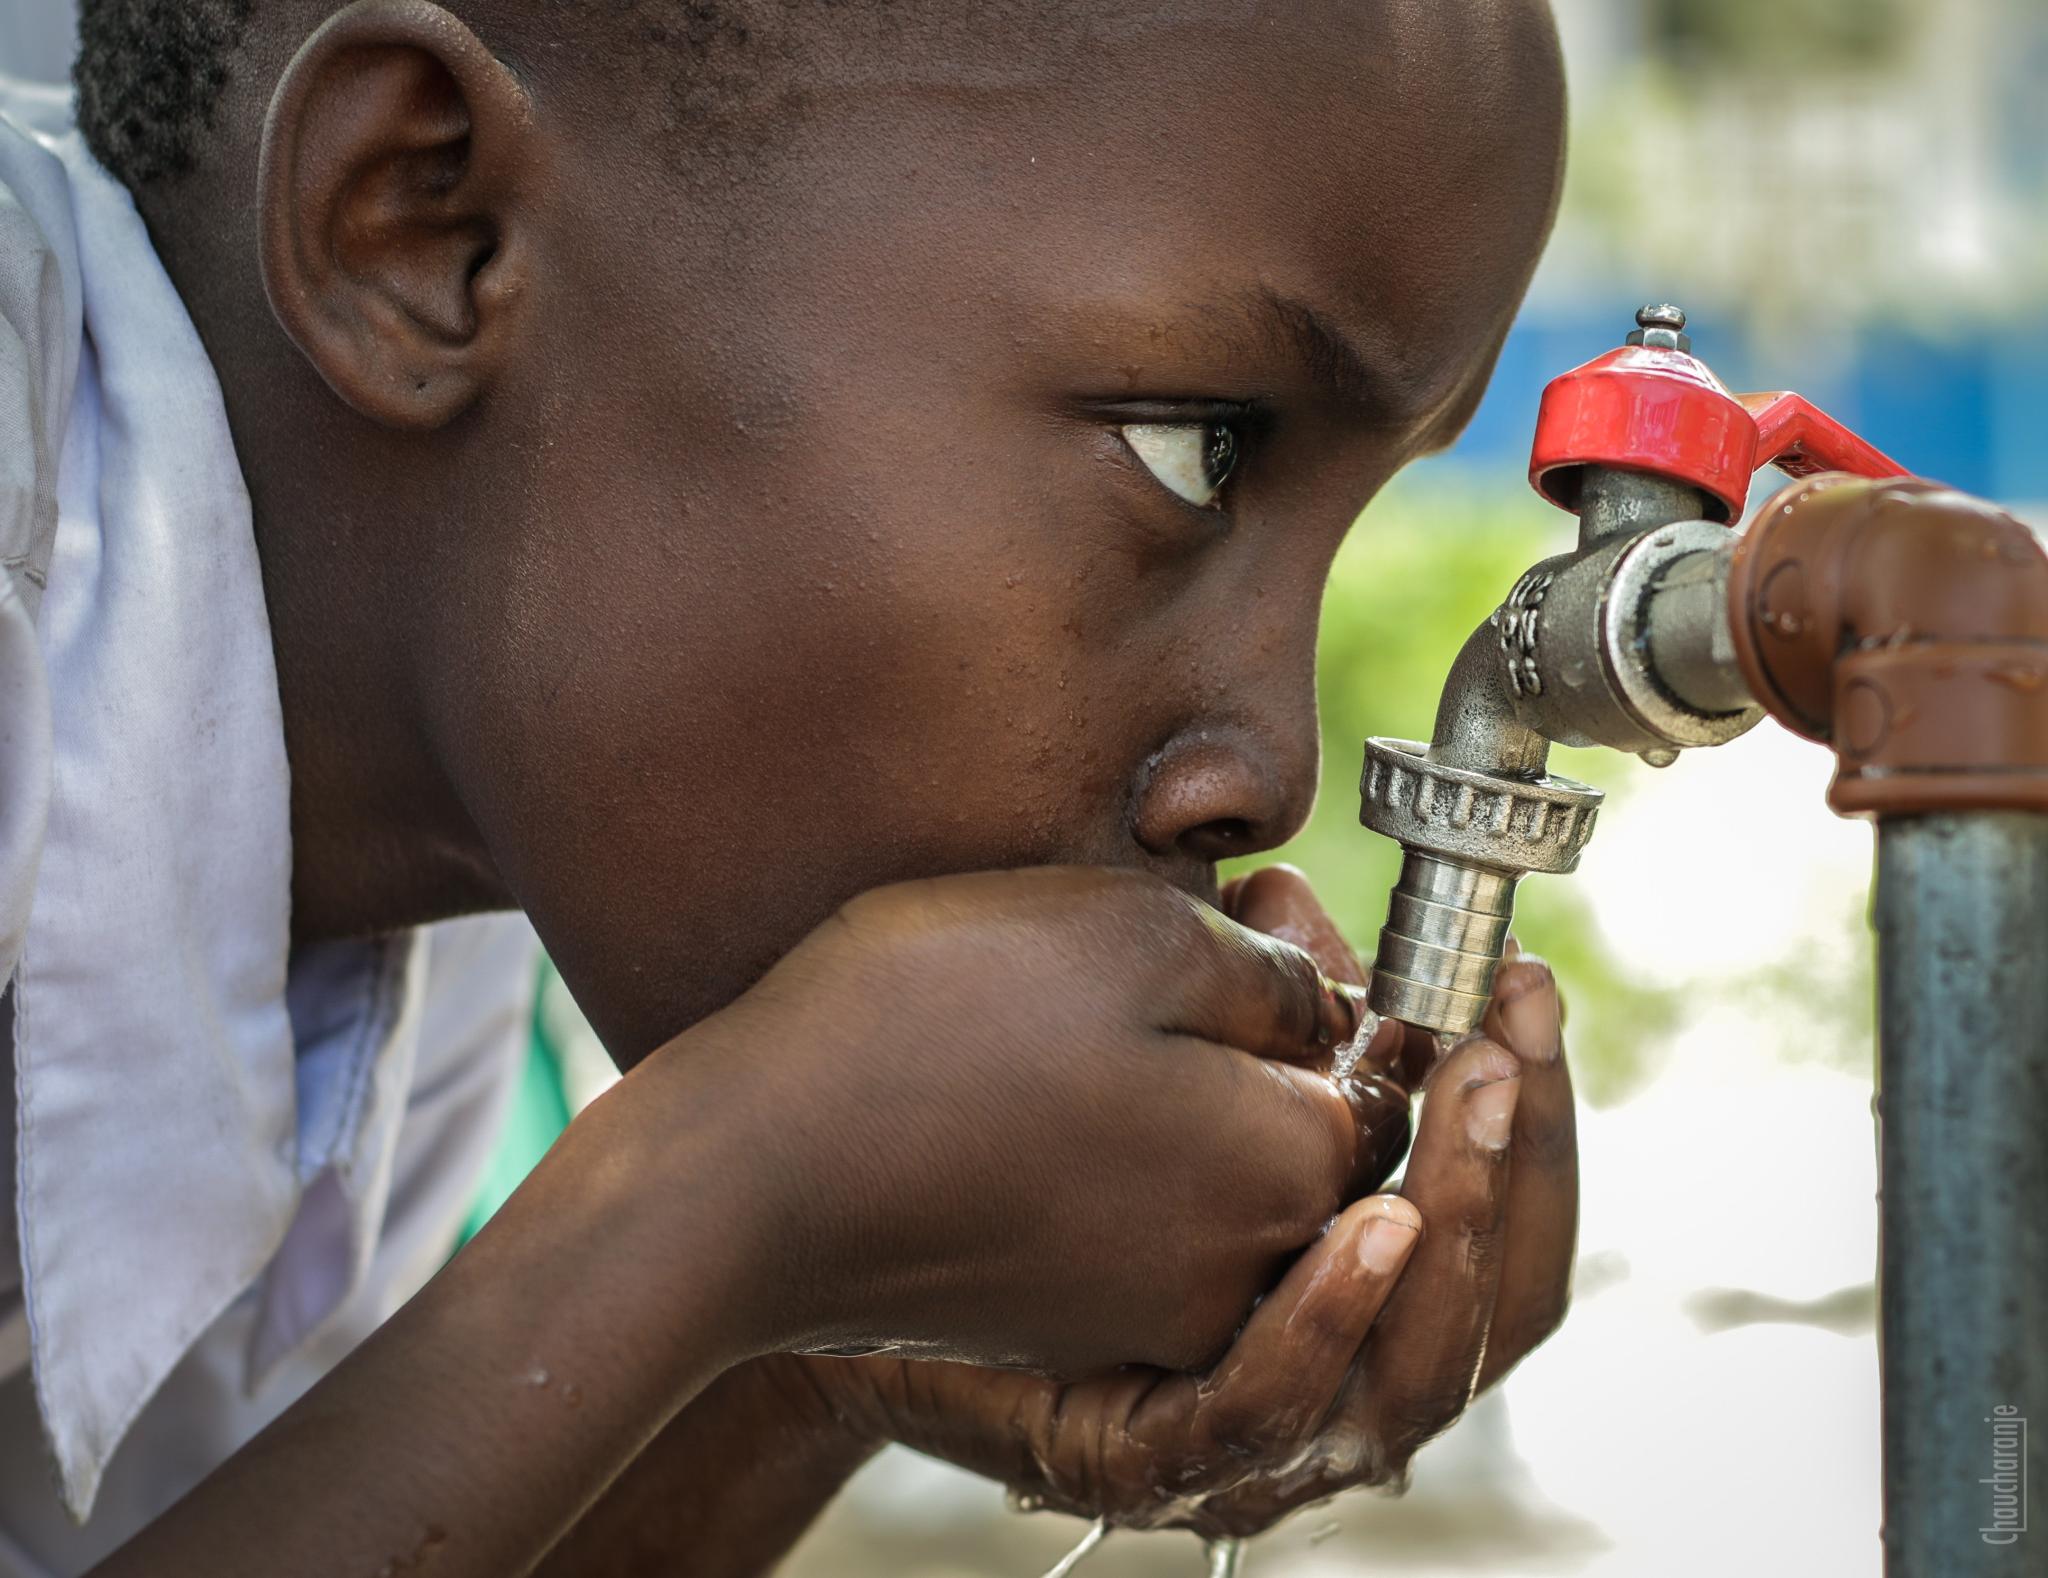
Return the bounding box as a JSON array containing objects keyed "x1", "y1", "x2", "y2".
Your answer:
[
  {"x1": 497, "y1": 460, "x2": 1311, "y2": 1048},
  {"x1": 480, "y1": 551, "x2": 1181, "y2": 1054}
]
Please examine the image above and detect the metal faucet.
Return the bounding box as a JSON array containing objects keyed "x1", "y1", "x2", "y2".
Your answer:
[
  {"x1": 1356, "y1": 304, "x2": 2048, "y2": 1575},
  {"x1": 1365, "y1": 304, "x2": 1877, "y2": 1034}
]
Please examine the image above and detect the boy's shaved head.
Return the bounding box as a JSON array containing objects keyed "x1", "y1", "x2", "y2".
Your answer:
[
  {"x1": 108, "y1": 0, "x2": 1566, "y2": 1060},
  {"x1": 78, "y1": 0, "x2": 1120, "y2": 187}
]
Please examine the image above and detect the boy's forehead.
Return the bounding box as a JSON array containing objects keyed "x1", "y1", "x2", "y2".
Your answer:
[
  {"x1": 644, "y1": 0, "x2": 1562, "y2": 417},
  {"x1": 767, "y1": 0, "x2": 1554, "y2": 101}
]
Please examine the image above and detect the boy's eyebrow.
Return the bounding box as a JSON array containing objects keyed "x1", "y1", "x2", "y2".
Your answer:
[
  {"x1": 1240, "y1": 286, "x2": 1492, "y2": 449},
  {"x1": 1246, "y1": 286, "x2": 1401, "y2": 415}
]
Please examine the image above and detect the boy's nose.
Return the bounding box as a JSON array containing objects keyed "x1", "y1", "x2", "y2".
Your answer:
[{"x1": 1130, "y1": 728, "x2": 1318, "y2": 865}]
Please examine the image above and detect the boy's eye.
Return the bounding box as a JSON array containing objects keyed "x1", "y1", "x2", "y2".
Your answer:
[{"x1": 1120, "y1": 421, "x2": 1241, "y2": 509}]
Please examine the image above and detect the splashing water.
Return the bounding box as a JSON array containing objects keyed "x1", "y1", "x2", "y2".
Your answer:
[
  {"x1": 1031, "y1": 1519, "x2": 1245, "y2": 1577},
  {"x1": 1206, "y1": 1537, "x2": 1247, "y2": 1577},
  {"x1": 1331, "y1": 1007, "x2": 1383, "y2": 1078},
  {"x1": 1039, "y1": 1518, "x2": 1109, "y2": 1578}
]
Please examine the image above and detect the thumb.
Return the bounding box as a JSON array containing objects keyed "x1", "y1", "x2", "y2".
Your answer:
[
  {"x1": 1165, "y1": 907, "x2": 1365, "y2": 1066},
  {"x1": 1228, "y1": 865, "x2": 1415, "y2": 1080},
  {"x1": 1227, "y1": 864, "x2": 1366, "y2": 984}
]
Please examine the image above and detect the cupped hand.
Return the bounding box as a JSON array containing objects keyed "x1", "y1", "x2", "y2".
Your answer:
[
  {"x1": 789, "y1": 866, "x2": 1578, "y2": 1537},
  {"x1": 681, "y1": 866, "x2": 1412, "y2": 1376}
]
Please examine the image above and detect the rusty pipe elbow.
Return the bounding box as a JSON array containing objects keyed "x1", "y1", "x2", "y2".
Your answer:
[{"x1": 1728, "y1": 475, "x2": 2048, "y2": 816}]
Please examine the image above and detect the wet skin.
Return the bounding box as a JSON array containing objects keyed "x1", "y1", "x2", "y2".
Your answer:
[
  {"x1": 104, "y1": 0, "x2": 1576, "y2": 1572},
  {"x1": 766, "y1": 871, "x2": 1578, "y2": 1541}
]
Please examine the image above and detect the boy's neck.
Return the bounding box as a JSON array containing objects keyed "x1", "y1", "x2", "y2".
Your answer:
[{"x1": 139, "y1": 181, "x2": 514, "y2": 945}]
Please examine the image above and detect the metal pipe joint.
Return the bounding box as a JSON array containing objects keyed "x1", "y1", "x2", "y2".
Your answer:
[
  {"x1": 1360, "y1": 307, "x2": 1802, "y2": 1034},
  {"x1": 1359, "y1": 467, "x2": 1763, "y2": 1032}
]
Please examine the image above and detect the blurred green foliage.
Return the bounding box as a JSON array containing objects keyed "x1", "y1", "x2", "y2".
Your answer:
[
  {"x1": 1223, "y1": 480, "x2": 1683, "y2": 1107},
  {"x1": 1649, "y1": 0, "x2": 1909, "y2": 70}
]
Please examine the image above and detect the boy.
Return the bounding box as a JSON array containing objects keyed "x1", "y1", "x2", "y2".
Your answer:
[{"x1": 0, "y1": 0, "x2": 1577, "y2": 1571}]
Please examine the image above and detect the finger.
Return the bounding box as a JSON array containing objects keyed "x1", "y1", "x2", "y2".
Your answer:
[
  {"x1": 1228, "y1": 865, "x2": 1367, "y2": 985},
  {"x1": 1383, "y1": 934, "x2": 1527, "y2": 1089},
  {"x1": 1384, "y1": 1017, "x2": 1443, "y2": 1091},
  {"x1": 1223, "y1": 866, "x2": 1426, "y2": 1091},
  {"x1": 1335, "y1": 1070, "x2": 1414, "y2": 1198},
  {"x1": 1475, "y1": 957, "x2": 1578, "y2": 1391},
  {"x1": 984, "y1": 1201, "x2": 1423, "y2": 1525},
  {"x1": 1351, "y1": 1036, "x2": 1519, "y2": 1459},
  {"x1": 1479, "y1": 941, "x2": 1521, "y2": 1046},
  {"x1": 1169, "y1": 909, "x2": 1364, "y2": 1066},
  {"x1": 1140, "y1": 1195, "x2": 1419, "y2": 1467},
  {"x1": 1219, "y1": 873, "x2": 1251, "y2": 917}
]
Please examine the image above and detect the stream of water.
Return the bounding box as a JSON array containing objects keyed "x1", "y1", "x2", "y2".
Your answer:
[
  {"x1": 1040, "y1": 1519, "x2": 1109, "y2": 1577},
  {"x1": 1037, "y1": 1526, "x2": 1247, "y2": 1577}
]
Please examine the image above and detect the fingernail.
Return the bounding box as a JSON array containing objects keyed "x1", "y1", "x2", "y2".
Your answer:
[
  {"x1": 1360, "y1": 1213, "x2": 1420, "y2": 1274},
  {"x1": 1320, "y1": 978, "x2": 1369, "y2": 1045},
  {"x1": 1499, "y1": 961, "x2": 1561, "y2": 1066},
  {"x1": 1339, "y1": 983, "x2": 1374, "y2": 1043},
  {"x1": 1465, "y1": 1075, "x2": 1520, "y2": 1150}
]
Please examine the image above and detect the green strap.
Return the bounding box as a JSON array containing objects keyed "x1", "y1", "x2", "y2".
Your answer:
[{"x1": 455, "y1": 958, "x2": 575, "y2": 1247}]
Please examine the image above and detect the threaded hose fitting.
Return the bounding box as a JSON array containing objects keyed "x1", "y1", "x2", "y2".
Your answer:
[
  {"x1": 1367, "y1": 854, "x2": 1520, "y2": 1033},
  {"x1": 1358, "y1": 738, "x2": 1603, "y2": 1035}
]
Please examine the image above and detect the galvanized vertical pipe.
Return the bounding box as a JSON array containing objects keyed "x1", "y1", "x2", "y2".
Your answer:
[{"x1": 1875, "y1": 812, "x2": 2048, "y2": 1573}]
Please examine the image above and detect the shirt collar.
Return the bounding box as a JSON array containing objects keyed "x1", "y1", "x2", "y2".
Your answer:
[{"x1": 1, "y1": 107, "x2": 299, "y2": 1521}]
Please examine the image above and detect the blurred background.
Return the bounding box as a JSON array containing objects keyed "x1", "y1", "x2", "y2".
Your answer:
[{"x1": 7, "y1": 0, "x2": 2041, "y2": 1572}]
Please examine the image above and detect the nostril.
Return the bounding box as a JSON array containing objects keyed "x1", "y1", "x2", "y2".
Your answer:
[
  {"x1": 1188, "y1": 818, "x2": 1256, "y2": 858},
  {"x1": 1131, "y1": 731, "x2": 1312, "y2": 859}
]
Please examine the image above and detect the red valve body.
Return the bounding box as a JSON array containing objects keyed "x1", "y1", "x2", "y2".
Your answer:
[{"x1": 1529, "y1": 341, "x2": 1907, "y2": 521}]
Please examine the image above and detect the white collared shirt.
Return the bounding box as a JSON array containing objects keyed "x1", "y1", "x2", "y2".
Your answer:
[{"x1": 0, "y1": 86, "x2": 539, "y2": 1575}]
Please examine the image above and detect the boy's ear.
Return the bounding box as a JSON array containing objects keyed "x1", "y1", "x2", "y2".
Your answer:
[{"x1": 257, "y1": 0, "x2": 542, "y2": 429}]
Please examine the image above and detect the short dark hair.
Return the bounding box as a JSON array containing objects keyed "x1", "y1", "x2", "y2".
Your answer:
[
  {"x1": 71, "y1": 1, "x2": 792, "y2": 193},
  {"x1": 74, "y1": 0, "x2": 258, "y2": 189},
  {"x1": 70, "y1": 1, "x2": 981, "y2": 196}
]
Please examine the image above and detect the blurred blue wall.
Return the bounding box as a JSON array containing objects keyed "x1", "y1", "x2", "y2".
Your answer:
[{"x1": 1450, "y1": 310, "x2": 2048, "y2": 507}]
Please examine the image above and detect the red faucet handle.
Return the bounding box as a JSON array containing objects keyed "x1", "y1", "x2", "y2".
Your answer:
[
  {"x1": 1737, "y1": 391, "x2": 1908, "y2": 484},
  {"x1": 1528, "y1": 340, "x2": 1756, "y2": 522},
  {"x1": 1529, "y1": 306, "x2": 1911, "y2": 523}
]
